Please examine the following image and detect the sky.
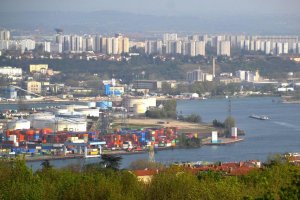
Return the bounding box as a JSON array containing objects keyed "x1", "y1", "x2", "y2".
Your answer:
[{"x1": 1, "y1": 0, "x2": 300, "y2": 16}]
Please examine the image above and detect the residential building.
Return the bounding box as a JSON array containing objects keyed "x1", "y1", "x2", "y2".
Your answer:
[
  {"x1": 20, "y1": 39, "x2": 35, "y2": 53},
  {"x1": 27, "y1": 81, "x2": 42, "y2": 94},
  {"x1": 195, "y1": 41, "x2": 205, "y2": 56},
  {"x1": 217, "y1": 41, "x2": 231, "y2": 56},
  {"x1": 0, "y1": 66, "x2": 22, "y2": 77},
  {"x1": 0, "y1": 30, "x2": 10, "y2": 40},
  {"x1": 29, "y1": 64, "x2": 48, "y2": 73}
]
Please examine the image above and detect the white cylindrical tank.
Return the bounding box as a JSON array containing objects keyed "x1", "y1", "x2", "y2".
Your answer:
[
  {"x1": 125, "y1": 97, "x2": 156, "y2": 110},
  {"x1": 211, "y1": 131, "x2": 218, "y2": 143},
  {"x1": 56, "y1": 118, "x2": 87, "y2": 132},
  {"x1": 31, "y1": 118, "x2": 87, "y2": 132},
  {"x1": 231, "y1": 127, "x2": 238, "y2": 139},
  {"x1": 7, "y1": 119, "x2": 31, "y2": 130},
  {"x1": 133, "y1": 103, "x2": 147, "y2": 114},
  {"x1": 31, "y1": 119, "x2": 55, "y2": 130}
]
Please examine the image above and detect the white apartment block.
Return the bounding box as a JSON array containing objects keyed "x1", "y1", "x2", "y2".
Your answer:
[{"x1": 217, "y1": 41, "x2": 231, "y2": 56}]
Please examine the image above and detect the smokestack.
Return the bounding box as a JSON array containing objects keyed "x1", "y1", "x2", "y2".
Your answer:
[{"x1": 212, "y1": 57, "x2": 216, "y2": 78}]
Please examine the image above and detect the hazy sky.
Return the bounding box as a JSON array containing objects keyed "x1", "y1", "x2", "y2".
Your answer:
[{"x1": 1, "y1": 0, "x2": 300, "y2": 16}]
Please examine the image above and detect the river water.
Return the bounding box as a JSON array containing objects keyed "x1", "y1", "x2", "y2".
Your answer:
[{"x1": 4, "y1": 97, "x2": 300, "y2": 170}]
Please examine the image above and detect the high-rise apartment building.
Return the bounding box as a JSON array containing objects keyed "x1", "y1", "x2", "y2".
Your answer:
[
  {"x1": 195, "y1": 41, "x2": 205, "y2": 56},
  {"x1": 166, "y1": 41, "x2": 176, "y2": 54},
  {"x1": 163, "y1": 33, "x2": 178, "y2": 44},
  {"x1": 175, "y1": 41, "x2": 182, "y2": 54},
  {"x1": 145, "y1": 40, "x2": 163, "y2": 55},
  {"x1": 189, "y1": 41, "x2": 196, "y2": 57},
  {"x1": 265, "y1": 41, "x2": 271, "y2": 54},
  {"x1": 70, "y1": 35, "x2": 83, "y2": 53},
  {"x1": 217, "y1": 41, "x2": 231, "y2": 56},
  {"x1": 0, "y1": 30, "x2": 11, "y2": 40},
  {"x1": 43, "y1": 42, "x2": 51, "y2": 53},
  {"x1": 106, "y1": 38, "x2": 113, "y2": 55},
  {"x1": 20, "y1": 39, "x2": 36, "y2": 53},
  {"x1": 100, "y1": 37, "x2": 107, "y2": 54},
  {"x1": 122, "y1": 37, "x2": 130, "y2": 53},
  {"x1": 276, "y1": 42, "x2": 283, "y2": 55},
  {"x1": 63, "y1": 35, "x2": 70, "y2": 52},
  {"x1": 112, "y1": 37, "x2": 119, "y2": 54},
  {"x1": 283, "y1": 43, "x2": 289, "y2": 54}
]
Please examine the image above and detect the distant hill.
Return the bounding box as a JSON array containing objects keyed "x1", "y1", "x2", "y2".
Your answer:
[{"x1": 0, "y1": 11, "x2": 300, "y2": 35}]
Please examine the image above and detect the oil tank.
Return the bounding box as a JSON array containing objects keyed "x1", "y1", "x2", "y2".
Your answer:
[
  {"x1": 133, "y1": 103, "x2": 147, "y2": 114},
  {"x1": 7, "y1": 119, "x2": 31, "y2": 130}
]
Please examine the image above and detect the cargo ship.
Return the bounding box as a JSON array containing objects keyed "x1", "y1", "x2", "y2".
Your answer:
[{"x1": 249, "y1": 114, "x2": 270, "y2": 120}]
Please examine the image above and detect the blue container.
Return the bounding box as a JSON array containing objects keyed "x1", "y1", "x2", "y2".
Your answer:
[
  {"x1": 104, "y1": 84, "x2": 111, "y2": 96},
  {"x1": 96, "y1": 101, "x2": 113, "y2": 109},
  {"x1": 28, "y1": 149, "x2": 35, "y2": 153}
]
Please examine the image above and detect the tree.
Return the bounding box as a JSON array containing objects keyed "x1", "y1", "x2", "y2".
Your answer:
[
  {"x1": 40, "y1": 159, "x2": 52, "y2": 170},
  {"x1": 224, "y1": 116, "x2": 236, "y2": 130},
  {"x1": 100, "y1": 154, "x2": 122, "y2": 170},
  {"x1": 224, "y1": 116, "x2": 236, "y2": 137}
]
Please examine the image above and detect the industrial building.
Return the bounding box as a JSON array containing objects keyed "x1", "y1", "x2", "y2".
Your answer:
[
  {"x1": 133, "y1": 80, "x2": 162, "y2": 91},
  {"x1": 187, "y1": 68, "x2": 213, "y2": 83}
]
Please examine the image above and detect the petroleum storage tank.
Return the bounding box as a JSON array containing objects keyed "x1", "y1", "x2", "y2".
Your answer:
[
  {"x1": 124, "y1": 97, "x2": 156, "y2": 110},
  {"x1": 87, "y1": 102, "x2": 96, "y2": 108},
  {"x1": 133, "y1": 103, "x2": 147, "y2": 114},
  {"x1": 56, "y1": 118, "x2": 87, "y2": 132},
  {"x1": 7, "y1": 119, "x2": 31, "y2": 130},
  {"x1": 31, "y1": 118, "x2": 87, "y2": 132}
]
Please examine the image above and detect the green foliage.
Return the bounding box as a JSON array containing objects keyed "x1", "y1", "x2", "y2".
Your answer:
[
  {"x1": 224, "y1": 116, "x2": 236, "y2": 130},
  {"x1": 128, "y1": 159, "x2": 165, "y2": 170},
  {"x1": 178, "y1": 114, "x2": 202, "y2": 123},
  {"x1": 179, "y1": 133, "x2": 202, "y2": 147},
  {"x1": 0, "y1": 158, "x2": 299, "y2": 200},
  {"x1": 145, "y1": 100, "x2": 177, "y2": 119},
  {"x1": 212, "y1": 119, "x2": 225, "y2": 128},
  {"x1": 100, "y1": 154, "x2": 123, "y2": 170},
  {"x1": 40, "y1": 159, "x2": 53, "y2": 170}
]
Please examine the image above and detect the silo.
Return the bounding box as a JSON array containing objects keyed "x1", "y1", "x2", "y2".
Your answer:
[
  {"x1": 211, "y1": 131, "x2": 218, "y2": 143},
  {"x1": 231, "y1": 127, "x2": 238, "y2": 139}
]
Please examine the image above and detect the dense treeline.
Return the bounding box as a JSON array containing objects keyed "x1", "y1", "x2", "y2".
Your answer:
[
  {"x1": 145, "y1": 100, "x2": 177, "y2": 119},
  {"x1": 1, "y1": 54, "x2": 300, "y2": 83},
  {"x1": 0, "y1": 157, "x2": 299, "y2": 200}
]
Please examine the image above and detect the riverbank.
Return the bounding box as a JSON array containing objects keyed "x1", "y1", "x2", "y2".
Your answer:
[
  {"x1": 202, "y1": 137, "x2": 244, "y2": 145},
  {"x1": 114, "y1": 118, "x2": 214, "y2": 132}
]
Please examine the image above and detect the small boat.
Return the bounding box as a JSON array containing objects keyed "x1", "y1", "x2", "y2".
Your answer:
[{"x1": 249, "y1": 114, "x2": 270, "y2": 120}]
